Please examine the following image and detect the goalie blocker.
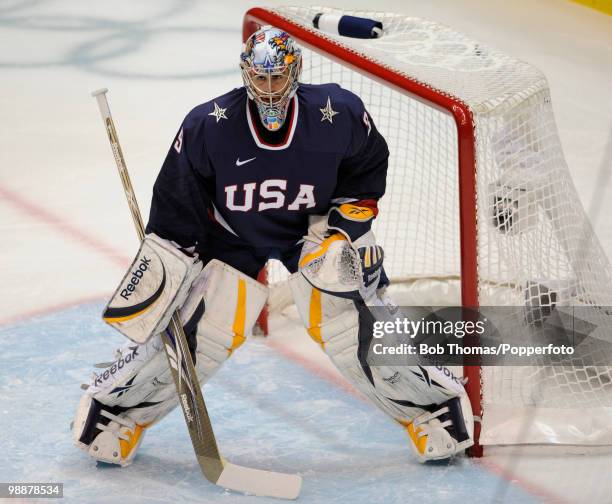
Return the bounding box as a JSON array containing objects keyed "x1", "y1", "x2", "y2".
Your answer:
[{"x1": 102, "y1": 233, "x2": 203, "y2": 344}]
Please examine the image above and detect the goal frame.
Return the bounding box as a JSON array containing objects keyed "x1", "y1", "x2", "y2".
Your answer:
[{"x1": 243, "y1": 7, "x2": 483, "y2": 456}]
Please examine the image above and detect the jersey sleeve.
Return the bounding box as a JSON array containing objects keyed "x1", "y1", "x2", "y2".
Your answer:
[
  {"x1": 145, "y1": 110, "x2": 214, "y2": 250},
  {"x1": 328, "y1": 97, "x2": 389, "y2": 242}
]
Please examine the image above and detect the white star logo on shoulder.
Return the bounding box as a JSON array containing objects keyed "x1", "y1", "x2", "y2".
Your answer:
[
  {"x1": 320, "y1": 96, "x2": 339, "y2": 124},
  {"x1": 208, "y1": 101, "x2": 228, "y2": 123}
]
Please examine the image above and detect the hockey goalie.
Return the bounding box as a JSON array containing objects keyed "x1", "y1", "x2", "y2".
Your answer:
[{"x1": 72, "y1": 26, "x2": 474, "y2": 467}]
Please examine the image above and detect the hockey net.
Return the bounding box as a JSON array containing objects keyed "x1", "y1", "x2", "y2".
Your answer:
[{"x1": 243, "y1": 6, "x2": 612, "y2": 454}]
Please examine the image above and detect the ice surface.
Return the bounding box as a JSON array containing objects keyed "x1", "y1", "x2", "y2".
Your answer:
[
  {"x1": 1, "y1": 0, "x2": 611, "y2": 502},
  {"x1": 0, "y1": 303, "x2": 539, "y2": 503}
]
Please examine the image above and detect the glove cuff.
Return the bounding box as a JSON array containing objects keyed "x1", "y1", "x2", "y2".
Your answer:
[{"x1": 327, "y1": 202, "x2": 377, "y2": 243}]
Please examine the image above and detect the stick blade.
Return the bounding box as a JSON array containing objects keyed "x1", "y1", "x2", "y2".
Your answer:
[{"x1": 217, "y1": 462, "x2": 302, "y2": 500}]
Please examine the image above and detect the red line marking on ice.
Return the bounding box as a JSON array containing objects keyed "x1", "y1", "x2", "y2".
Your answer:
[
  {"x1": 0, "y1": 293, "x2": 109, "y2": 328},
  {"x1": 477, "y1": 457, "x2": 570, "y2": 504},
  {"x1": 0, "y1": 185, "x2": 129, "y2": 267}
]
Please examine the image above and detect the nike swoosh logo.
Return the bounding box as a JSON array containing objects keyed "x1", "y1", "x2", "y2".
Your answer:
[{"x1": 236, "y1": 157, "x2": 256, "y2": 166}]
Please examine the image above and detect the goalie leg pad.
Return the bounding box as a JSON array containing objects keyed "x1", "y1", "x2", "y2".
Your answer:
[
  {"x1": 74, "y1": 259, "x2": 268, "y2": 466},
  {"x1": 183, "y1": 259, "x2": 268, "y2": 381},
  {"x1": 290, "y1": 273, "x2": 420, "y2": 418},
  {"x1": 290, "y1": 273, "x2": 474, "y2": 459},
  {"x1": 72, "y1": 334, "x2": 181, "y2": 466}
]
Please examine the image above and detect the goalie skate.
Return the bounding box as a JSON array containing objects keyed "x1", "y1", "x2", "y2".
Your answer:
[
  {"x1": 401, "y1": 395, "x2": 474, "y2": 462},
  {"x1": 73, "y1": 394, "x2": 151, "y2": 466}
]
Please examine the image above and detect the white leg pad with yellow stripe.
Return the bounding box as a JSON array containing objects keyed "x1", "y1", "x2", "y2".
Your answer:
[
  {"x1": 72, "y1": 334, "x2": 186, "y2": 466},
  {"x1": 289, "y1": 273, "x2": 474, "y2": 460},
  {"x1": 73, "y1": 259, "x2": 268, "y2": 466},
  {"x1": 290, "y1": 273, "x2": 414, "y2": 418},
  {"x1": 186, "y1": 259, "x2": 268, "y2": 382}
]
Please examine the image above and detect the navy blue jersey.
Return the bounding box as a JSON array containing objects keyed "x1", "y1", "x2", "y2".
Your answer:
[{"x1": 146, "y1": 83, "x2": 389, "y2": 262}]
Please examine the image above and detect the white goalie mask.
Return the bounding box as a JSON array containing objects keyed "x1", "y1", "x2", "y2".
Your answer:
[{"x1": 240, "y1": 26, "x2": 302, "y2": 131}]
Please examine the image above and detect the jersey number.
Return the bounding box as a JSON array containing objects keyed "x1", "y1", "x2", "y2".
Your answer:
[{"x1": 225, "y1": 180, "x2": 316, "y2": 212}]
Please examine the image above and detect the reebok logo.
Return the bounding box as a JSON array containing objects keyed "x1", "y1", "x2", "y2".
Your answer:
[
  {"x1": 436, "y1": 366, "x2": 462, "y2": 386},
  {"x1": 111, "y1": 375, "x2": 136, "y2": 398},
  {"x1": 235, "y1": 157, "x2": 256, "y2": 166},
  {"x1": 383, "y1": 372, "x2": 400, "y2": 385},
  {"x1": 95, "y1": 346, "x2": 139, "y2": 387},
  {"x1": 365, "y1": 272, "x2": 379, "y2": 286},
  {"x1": 121, "y1": 256, "x2": 152, "y2": 300},
  {"x1": 181, "y1": 393, "x2": 194, "y2": 423}
]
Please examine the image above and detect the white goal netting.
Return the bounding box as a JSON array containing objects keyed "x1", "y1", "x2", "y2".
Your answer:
[{"x1": 245, "y1": 6, "x2": 612, "y2": 448}]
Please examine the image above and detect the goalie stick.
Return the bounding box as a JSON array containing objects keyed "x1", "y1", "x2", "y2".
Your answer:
[{"x1": 91, "y1": 88, "x2": 302, "y2": 500}]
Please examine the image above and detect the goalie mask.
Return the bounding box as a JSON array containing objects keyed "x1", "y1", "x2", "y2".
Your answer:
[{"x1": 240, "y1": 26, "x2": 302, "y2": 131}]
